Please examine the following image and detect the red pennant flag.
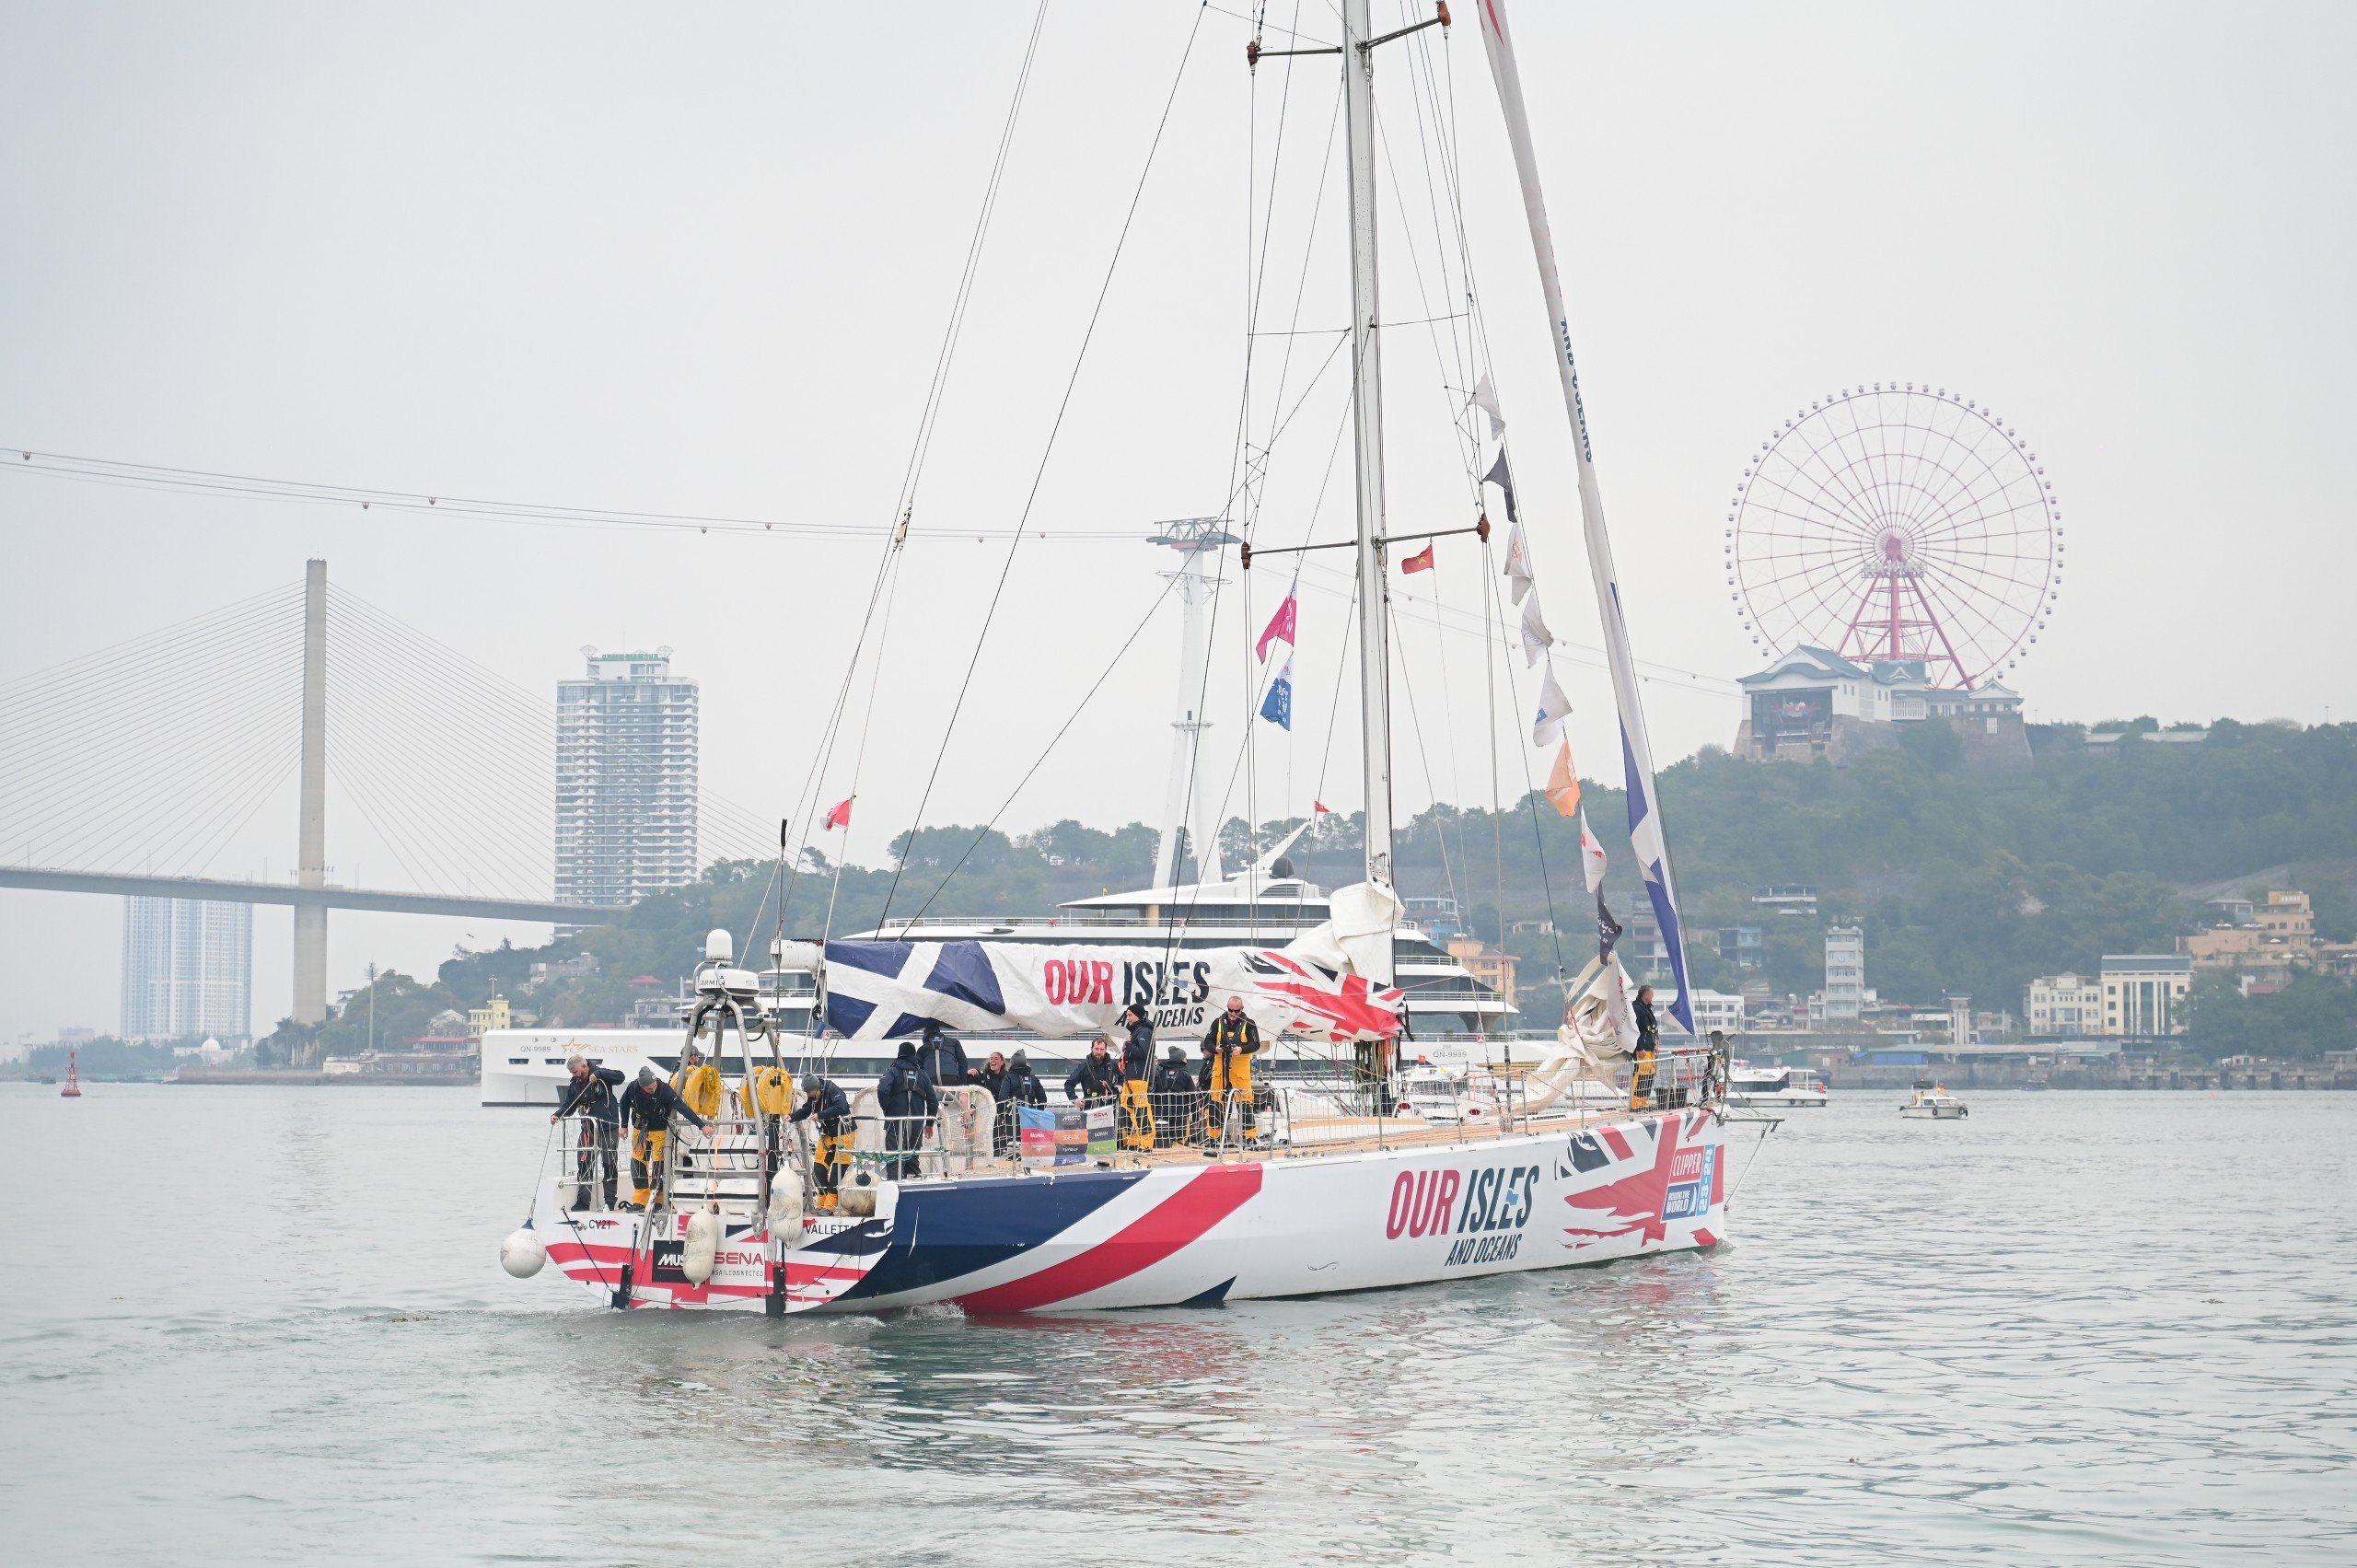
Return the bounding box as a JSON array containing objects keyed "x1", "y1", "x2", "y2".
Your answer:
[
  {"x1": 1314, "y1": 801, "x2": 1332, "y2": 815},
  {"x1": 1401, "y1": 542, "x2": 1434, "y2": 574},
  {"x1": 1256, "y1": 577, "x2": 1298, "y2": 662},
  {"x1": 823, "y1": 797, "x2": 853, "y2": 830}
]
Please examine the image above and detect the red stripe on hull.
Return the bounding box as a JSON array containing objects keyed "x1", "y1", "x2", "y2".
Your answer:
[{"x1": 951, "y1": 1163, "x2": 1264, "y2": 1314}]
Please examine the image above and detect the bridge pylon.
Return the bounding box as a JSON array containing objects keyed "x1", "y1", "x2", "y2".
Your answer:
[{"x1": 293, "y1": 558, "x2": 328, "y2": 1025}]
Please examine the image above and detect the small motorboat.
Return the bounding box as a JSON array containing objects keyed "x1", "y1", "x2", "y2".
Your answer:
[
  {"x1": 1726, "y1": 1062, "x2": 1830, "y2": 1109},
  {"x1": 1899, "y1": 1083, "x2": 1968, "y2": 1120}
]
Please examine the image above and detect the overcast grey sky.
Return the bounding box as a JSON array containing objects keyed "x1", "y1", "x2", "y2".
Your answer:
[{"x1": 3, "y1": 2, "x2": 2351, "y2": 1042}]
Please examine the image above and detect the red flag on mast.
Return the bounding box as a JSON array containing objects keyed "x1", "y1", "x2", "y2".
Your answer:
[
  {"x1": 1256, "y1": 576, "x2": 1298, "y2": 662},
  {"x1": 1400, "y1": 542, "x2": 1434, "y2": 574},
  {"x1": 823, "y1": 797, "x2": 853, "y2": 830}
]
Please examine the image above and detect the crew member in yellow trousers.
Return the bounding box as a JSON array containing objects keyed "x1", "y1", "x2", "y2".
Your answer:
[
  {"x1": 1117, "y1": 1005, "x2": 1157, "y2": 1151},
  {"x1": 617, "y1": 1065, "x2": 712, "y2": 1211},
  {"x1": 1202, "y1": 995, "x2": 1263, "y2": 1146},
  {"x1": 790, "y1": 1076, "x2": 853, "y2": 1211},
  {"x1": 1629, "y1": 984, "x2": 1660, "y2": 1111}
]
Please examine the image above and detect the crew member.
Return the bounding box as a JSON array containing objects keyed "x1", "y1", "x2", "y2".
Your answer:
[
  {"x1": 791, "y1": 1075, "x2": 853, "y2": 1210},
  {"x1": 916, "y1": 1021, "x2": 976, "y2": 1093},
  {"x1": 978, "y1": 1050, "x2": 1014, "y2": 1154},
  {"x1": 1631, "y1": 984, "x2": 1660, "y2": 1112},
  {"x1": 1151, "y1": 1044, "x2": 1199, "y2": 1148},
  {"x1": 551, "y1": 1053, "x2": 623, "y2": 1210},
  {"x1": 618, "y1": 1064, "x2": 713, "y2": 1211},
  {"x1": 877, "y1": 1040, "x2": 940, "y2": 1180},
  {"x1": 1117, "y1": 1005, "x2": 1157, "y2": 1150},
  {"x1": 1202, "y1": 995, "x2": 1263, "y2": 1145},
  {"x1": 1064, "y1": 1037, "x2": 1122, "y2": 1105},
  {"x1": 1003, "y1": 1050, "x2": 1047, "y2": 1108},
  {"x1": 670, "y1": 1043, "x2": 724, "y2": 1122}
]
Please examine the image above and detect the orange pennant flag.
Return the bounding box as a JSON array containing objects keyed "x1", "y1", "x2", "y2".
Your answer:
[{"x1": 1545, "y1": 741, "x2": 1580, "y2": 819}]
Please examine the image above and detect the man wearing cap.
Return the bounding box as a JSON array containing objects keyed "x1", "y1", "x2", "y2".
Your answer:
[
  {"x1": 617, "y1": 1064, "x2": 713, "y2": 1212},
  {"x1": 551, "y1": 1053, "x2": 623, "y2": 1210},
  {"x1": 1116, "y1": 1005, "x2": 1157, "y2": 1150},
  {"x1": 1151, "y1": 1044, "x2": 1199, "y2": 1148},
  {"x1": 790, "y1": 1075, "x2": 853, "y2": 1209}
]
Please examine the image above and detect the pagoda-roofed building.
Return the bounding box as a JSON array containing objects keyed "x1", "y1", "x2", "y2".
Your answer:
[{"x1": 1735, "y1": 647, "x2": 2029, "y2": 771}]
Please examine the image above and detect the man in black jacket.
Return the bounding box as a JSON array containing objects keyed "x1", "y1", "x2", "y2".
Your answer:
[
  {"x1": 551, "y1": 1053, "x2": 622, "y2": 1210},
  {"x1": 1116, "y1": 1005, "x2": 1157, "y2": 1150},
  {"x1": 1150, "y1": 1045, "x2": 1200, "y2": 1148},
  {"x1": 791, "y1": 1075, "x2": 853, "y2": 1210},
  {"x1": 877, "y1": 1041, "x2": 940, "y2": 1179},
  {"x1": 916, "y1": 1021, "x2": 976, "y2": 1095},
  {"x1": 1064, "y1": 1037, "x2": 1122, "y2": 1105},
  {"x1": 617, "y1": 1065, "x2": 713, "y2": 1211},
  {"x1": 1631, "y1": 985, "x2": 1660, "y2": 1111}
]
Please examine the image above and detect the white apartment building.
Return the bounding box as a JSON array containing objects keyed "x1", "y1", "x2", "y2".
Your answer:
[
  {"x1": 556, "y1": 649, "x2": 700, "y2": 908},
  {"x1": 2099, "y1": 954, "x2": 2192, "y2": 1037},
  {"x1": 1671, "y1": 989, "x2": 1747, "y2": 1036},
  {"x1": 1824, "y1": 924, "x2": 1864, "y2": 1021},
  {"x1": 122, "y1": 897, "x2": 252, "y2": 1042},
  {"x1": 2026, "y1": 972, "x2": 2102, "y2": 1036}
]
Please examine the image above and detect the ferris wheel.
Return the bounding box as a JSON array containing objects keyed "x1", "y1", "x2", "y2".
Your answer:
[{"x1": 1724, "y1": 384, "x2": 2061, "y2": 690}]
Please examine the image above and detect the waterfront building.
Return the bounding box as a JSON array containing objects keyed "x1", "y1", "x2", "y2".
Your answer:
[
  {"x1": 1752, "y1": 885, "x2": 1818, "y2": 917},
  {"x1": 1445, "y1": 936, "x2": 1518, "y2": 1011},
  {"x1": 1664, "y1": 989, "x2": 1746, "y2": 1035},
  {"x1": 2026, "y1": 972, "x2": 2102, "y2": 1036},
  {"x1": 1405, "y1": 896, "x2": 1464, "y2": 940},
  {"x1": 121, "y1": 896, "x2": 252, "y2": 1043},
  {"x1": 2177, "y1": 889, "x2": 2316, "y2": 983},
  {"x1": 1824, "y1": 925, "x2": 1864, "y2": 1021},
  {"x1": 555, "y1": 649, "x2": 699, "y2": 907},
  {"x1": 468, "y1": 995, "x2": 513, "y2": 1037},
  {"x1": 2098, "y1": 955, "x2": 2192, "y2": 1037}
]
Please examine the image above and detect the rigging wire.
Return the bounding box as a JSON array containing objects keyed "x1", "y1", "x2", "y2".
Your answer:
[{"x1": 881, "y1": 0, "x2": 1209, "y2": 928}]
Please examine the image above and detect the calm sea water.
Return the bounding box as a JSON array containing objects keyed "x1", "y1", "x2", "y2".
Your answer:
[{"x1": 3, "y1": 1083, "x2": 2351, "y2": 1564}]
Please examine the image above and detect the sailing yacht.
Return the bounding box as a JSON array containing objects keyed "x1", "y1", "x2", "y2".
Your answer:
[{"x1": 505, "y1": 0, "x2": 1747, "y2": 1314}]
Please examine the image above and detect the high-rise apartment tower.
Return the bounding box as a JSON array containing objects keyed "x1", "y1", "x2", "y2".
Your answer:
[
  {"x1": 555, "y1": 648, "x2": 699, "y2": 907},
  {"x1": 122, "y1": 897, "x2": 252, "y2": 1042}
]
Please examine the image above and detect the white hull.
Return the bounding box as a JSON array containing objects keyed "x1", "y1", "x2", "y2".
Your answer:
[
  {"x1": 533, "y1": 1107, "x2": 1731, "y2": 1314},
  {"x1": 1899, "y1": 1104, "x2": 1968, "y2": 1120}
]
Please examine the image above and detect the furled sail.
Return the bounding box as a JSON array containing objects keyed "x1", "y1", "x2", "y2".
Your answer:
[{"x1": 1477, "y1": 0, "x2": 1698, "y2": 1032}]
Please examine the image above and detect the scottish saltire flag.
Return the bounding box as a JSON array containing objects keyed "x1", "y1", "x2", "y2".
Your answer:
[
  {"x1": 1260, "y1": 656, "x2": 1294, "y2": 730},
  {"x1": 1256, "y1": 577, "x2": 1298, "y2": 662},
  {"x1": 821, "y1": 939, "x2": 1401, "y2": 1044}
]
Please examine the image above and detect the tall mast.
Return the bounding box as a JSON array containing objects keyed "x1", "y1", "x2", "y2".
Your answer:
[{"x1": 1341, "y1": 0, "x2": 1396, "y2": 979}]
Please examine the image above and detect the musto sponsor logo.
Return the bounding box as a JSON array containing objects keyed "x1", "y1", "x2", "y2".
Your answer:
[
  {"x1": 1661, "y1": 1144, "x2": 1717, "y2": 1224},
  {"x1": 1385, "y1": 1162, "x2": 1543, "y2": 1268}
]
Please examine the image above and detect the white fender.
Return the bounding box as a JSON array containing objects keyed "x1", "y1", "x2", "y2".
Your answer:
[
  {"x1": 839, "y1": 1166, "x2": 879, "y2": 1217},
  {"x1": 767, "y1": 1164, "x2": 806, "y2": 1233},
  {"x1": 500, "y1": 1225, "x2": 546, "y2": 1279},
  {"x1": 682, "y1": 1209, "x2": 721, "y2": 1284}
]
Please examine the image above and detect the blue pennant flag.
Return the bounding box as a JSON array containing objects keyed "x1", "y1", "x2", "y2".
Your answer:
[{"x1": 1259, "y1": 656, "x2": 1294, "y2": 731}]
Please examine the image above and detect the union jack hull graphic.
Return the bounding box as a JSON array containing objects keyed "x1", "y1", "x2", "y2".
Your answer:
[{"x1": 533, "y1": 1109, "x2": 1728, "y2": 1314}]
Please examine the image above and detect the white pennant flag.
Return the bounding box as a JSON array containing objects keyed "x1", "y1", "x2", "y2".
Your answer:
[
  {"x1": 1578, "y1": 807, "x2": 1608, "y2": 896},
  {"x1": 1532, "y1": 662, "x2": 1573, "y2": 748},
  {"x1": 1471, "y1": 374, "x2": 1506, "y2": 439},
  {"x1": 1503, "y1": 516, "x2": 1535, "y2": 606},
  {"x1": 1519, "y1": 589, "x2": 1554, "y2": 668}
]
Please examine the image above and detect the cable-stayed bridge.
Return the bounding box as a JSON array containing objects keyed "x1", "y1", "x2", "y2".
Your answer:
[{"x1": 0, "y1": 561, "x2": 782, "y2": 1022}]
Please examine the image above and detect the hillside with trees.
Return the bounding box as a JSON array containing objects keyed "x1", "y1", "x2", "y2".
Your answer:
[{"x1": 256, "y1": 718, "x2": 2357, "y2": 1058}]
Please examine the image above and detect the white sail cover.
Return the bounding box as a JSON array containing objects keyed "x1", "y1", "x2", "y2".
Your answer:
[{"x1": 821, "y1": 934, "x2": 1403, "y2": 1044}]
